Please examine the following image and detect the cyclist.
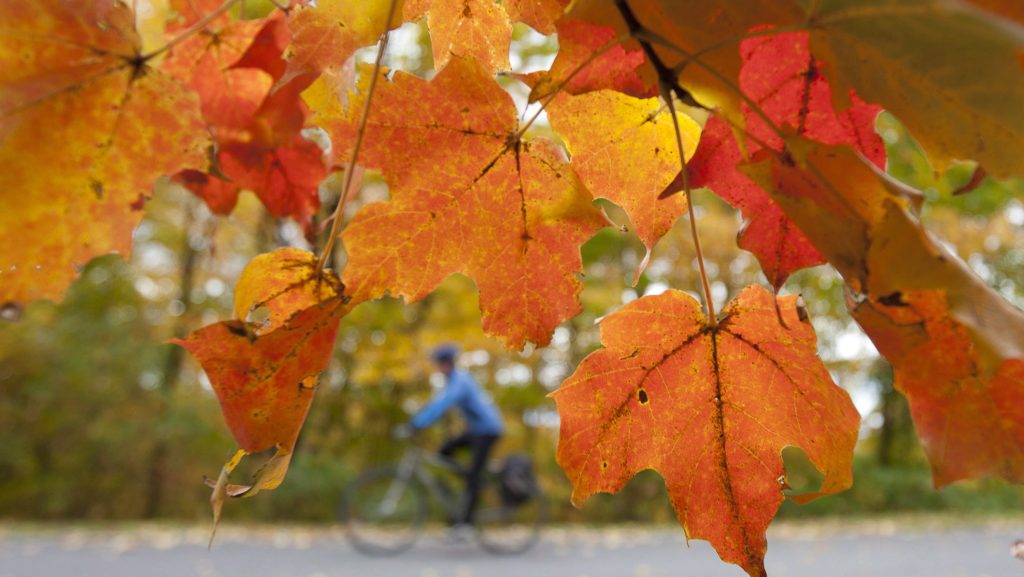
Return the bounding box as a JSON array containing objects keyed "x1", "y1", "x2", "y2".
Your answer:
[{"x1": 407, "y1": 344, "x2": 504, "y2": 537}]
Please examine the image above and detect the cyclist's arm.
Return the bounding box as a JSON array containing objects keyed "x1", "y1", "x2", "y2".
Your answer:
[{"x1": 410, "y1": 378, "x2": 465, "y2": 430}]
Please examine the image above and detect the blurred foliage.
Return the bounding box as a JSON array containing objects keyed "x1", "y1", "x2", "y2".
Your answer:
[
  {"x1": 2, "y1": 22, "x2": 1023, "y2": 524},
  {"x1": 0, "y1": 255, "x2": 229, "y2": 519}
]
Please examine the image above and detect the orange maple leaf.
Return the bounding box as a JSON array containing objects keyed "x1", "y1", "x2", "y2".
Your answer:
[
  {"x1": 744, "y1": 137, "x2": 1024, "y2": 485},
  {"x1": 504, "y1": 0, "x2": 569, "y2": 34},
  {"x1": 406, "y1": 0, "x2": 513, "y2": 75},
  {"x1": 0, "y1": 0, "x2": 209, "y2": 304},
  {"x1": 161, "y1": 2, "x2": 273, "y2": 135},
  {"x1": 173, "y1": 249, "x2": 352, "y2": 531},
  {"x1": 852, "y1": 290, "x2": 1024, "y2": 486},
  {"x1": 174, "y1": 248, "x2": 347, "y2": 455},
  {"x1": 553, "y1": 285, "x2": 859, "y2": 577},
  {"x1": 398, "y1": 0, "x2": 568, "y2": 59},
  {"x1": 283, "y1": 0, "x2": 401, "y2": 83},
  {"x1": 310, "y1": 56, "x2": 607, "y2": 350},
  {"x1": 177, "y1": 296, "x2": 345, "y2": 455}
]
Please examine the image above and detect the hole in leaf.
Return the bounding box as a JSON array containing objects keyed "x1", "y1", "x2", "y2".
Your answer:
[
  {"x1": 247, "y1": 305, "x2": 271, "y2": 329},
  {"x1": 638, "y1": 388, "x2": 649, "y2": 405},
  {"x1": 878, "y1": 292, "x2": 907, "y2": 307},
  {"x1": 781, "y1": 446, "x2": 824, "y2": 497}
]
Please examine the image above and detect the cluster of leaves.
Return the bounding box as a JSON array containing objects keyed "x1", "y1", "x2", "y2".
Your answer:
[{"x1": 2, "y1": 1, "x2": 1022, "y2": 575}]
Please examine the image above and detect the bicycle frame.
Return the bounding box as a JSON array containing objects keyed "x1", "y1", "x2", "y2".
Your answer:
[
  {"x1": 343, "y1": 442, "x2": 547, "y2": 555},
  {"x1": 381, "y1": 446, "x2": 467, "y2": 518}
]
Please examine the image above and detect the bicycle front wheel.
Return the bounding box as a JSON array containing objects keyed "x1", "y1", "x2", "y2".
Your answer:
[
  {"x1": 474, "y1": 476, "x2": 547, "y2": 555},
  {"x1": 340, "y1": 465, "x2": 427, "y2": 556}
]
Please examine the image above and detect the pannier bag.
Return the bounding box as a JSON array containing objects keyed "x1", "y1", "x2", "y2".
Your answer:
[{"x1": 499, "y1": 453, "x2": 537, "y2": 507}]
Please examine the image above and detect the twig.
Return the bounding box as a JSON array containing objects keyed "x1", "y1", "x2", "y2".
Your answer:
[
  {"x1": 613, "y1": 0, "x2": 706, "y2": 111},
  {"x1": 316, "y1": 0, "x2": 398, "y2": 273}
]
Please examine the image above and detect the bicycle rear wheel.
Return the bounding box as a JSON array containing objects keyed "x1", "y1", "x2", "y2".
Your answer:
[
  {"x1": 341, "y1": 466, "x2": 427, "y2": 556},
  {"x1": 474, "y1": 475, "x2": 547, "y2": 555}
]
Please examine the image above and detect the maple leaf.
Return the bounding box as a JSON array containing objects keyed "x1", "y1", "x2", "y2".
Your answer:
[
  {"x1": 284, "y1": 0, "x2": 403, "y2": 82},
  {"x1": 852, "y1": 291, "x2": 1024, "y2": 486},
  {"x1": 179, "y1": 298, "x2": 345, "y2": 457},
  {"x1": 307, "y1": 57, "x2": 607, "y2": 349},
  {"x1": 737, "y1": 31, "x2": 885, "y2": 165},
  {"x1": 519, "y1": 19, "x2": 651, "y2": 103},
  {"x1": 547, "y1": 90, "x2": 700, "y2": 279},
  {"x1": 805, "y1": 0, "x2": 1024, "y2": 179},
  {"x1": 406, "y1": 0, "x2": 513, "y2": 75},
  {"x1": 233, "y1": 247, "x2": 342, "y2": 330},
  {"x1": 683, "y1": 31, "x2": 884, "y2": 289},
  {"x1": 232, "y1": 14, "x2": 291, "y2": 82},
  {"x1": 161, "y1": 2, "x2": 273, "y2": 133},
  {"x1": 686, "y1": 118, "x2": 824, "y2": 291},
  {"x1": 174, "y1": 169, "x2": 240, "y2": 215},
  {"x1": 504, "y1": 0, "x2": 570, "y2": 34},
  {"x1": 406, "y1": 0, "x2": 573, "y2": 80},
  {"x1": 215, "y1": 136, "x2": 328, "y2": 229},
  {"x1": 160, "y1": 10, "x2": 277, "y2": 206},
  {"x1": 219, "y1": 50, "x2": 330, "y2": 228},
  {"x1": 744, "y1": 136, "x2": 1024, "y2": 484},
  {"x1": 168, "y1": 0, "x2": 237, "y2": 27},
  {"x1": 0, "y1": 0, "x2": 209, "y2": 305},
  {"x1": 564, "y1": 0, "x2": 803, "y2": 113},
  {"x1": 570, "y1": 1, "x2": 1023, "y2": 179},
  {"x1": 173, "y1": 249, "x2": 351, "y2": 531},
  {"x1": 165, "y1": 14, "x2": 329, "y2": 228},
  {"x1": 553, "y1": 285, "x2": 859, "y2": 577}
]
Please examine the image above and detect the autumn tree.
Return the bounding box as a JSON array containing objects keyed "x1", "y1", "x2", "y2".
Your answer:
[{"x1": 2, "y1": 1, "x2": 1023, "y2": 575}]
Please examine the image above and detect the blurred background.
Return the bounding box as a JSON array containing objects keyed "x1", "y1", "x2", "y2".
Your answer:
[{"x1": 2, "y1": 19, "x2": 1023, "y2": 533}]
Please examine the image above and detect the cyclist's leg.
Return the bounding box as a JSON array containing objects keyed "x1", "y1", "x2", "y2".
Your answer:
[
  {"x1": 438, "y1": 432, "x2": 472, "y2": 526},
  {"x1": 460, "y1": 434, "x2": 499, "y2": 525},
  {"x1": 439, "y1": 431, "x2": 471, "y2": 458}
]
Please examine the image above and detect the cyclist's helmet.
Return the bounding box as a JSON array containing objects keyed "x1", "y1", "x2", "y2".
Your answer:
[{"x1": 431, "y1": 343, "x2": 459, "y2": 363}]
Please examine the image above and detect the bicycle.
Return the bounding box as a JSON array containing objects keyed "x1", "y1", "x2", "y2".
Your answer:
[{"x1": 339, "y1": 434, "x2": 548, "y2": 556}]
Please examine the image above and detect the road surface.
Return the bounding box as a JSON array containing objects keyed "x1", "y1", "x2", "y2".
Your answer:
[{"x1": 1, "y1": 522, "x2": 1021, "y2": 577}]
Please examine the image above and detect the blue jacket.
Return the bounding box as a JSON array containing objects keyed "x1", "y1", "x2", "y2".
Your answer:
[{"x1": 411, "y1": 369, "x2": 504, "y2": 435}]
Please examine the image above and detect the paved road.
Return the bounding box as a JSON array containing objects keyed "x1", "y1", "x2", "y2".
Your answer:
[{"x1": 1, "y1": 523, "x2": 1021, "y2": 577}]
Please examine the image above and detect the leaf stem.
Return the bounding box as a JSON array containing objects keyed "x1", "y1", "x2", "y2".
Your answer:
[
  {"x1": 664, "y1": 88, "x2": 716, "y2": 323},
  {"x1": 316, "y1": 0, "x2": 398, "y2": 273},
  {"x1": 615, "y1": 0, "x2": 716, "y2": 321},
  {"x1": 142, "y1": 0, "x2": 242, "y2": 60}
]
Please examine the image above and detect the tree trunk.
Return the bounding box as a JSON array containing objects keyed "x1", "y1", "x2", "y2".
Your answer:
[{"x1": 143, "y1": 205, "x2": 199, "y2": 518}]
